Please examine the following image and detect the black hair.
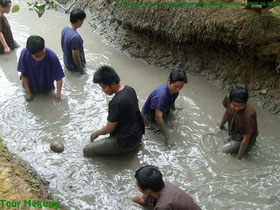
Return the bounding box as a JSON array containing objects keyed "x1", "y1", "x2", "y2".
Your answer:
[
  {"x1": 26, "y1": 35, "x2": 45, "y2": 55},
  {"x1": 93, "y1": 65, "x2": 120, "y2": 86},
  {"x1": 135, "y1": 165, "x2": 165, "y2": 192},
  {"x1": 70, "y1": 9, "x2": 86, "y2": 24},
  {"x1": 169, "y1": 69, "x2": 188, "y2": 84},
  {"x1": 0, "y1": 0, "x2": 11, "y2": 7},
  {"x1": 229, "y1": 85, "x2": 248, "y2": 104}
]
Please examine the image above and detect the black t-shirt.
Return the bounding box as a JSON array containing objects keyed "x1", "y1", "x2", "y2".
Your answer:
[{"x1": 107, "y1": 86, "x2": 145, "y2": 148}]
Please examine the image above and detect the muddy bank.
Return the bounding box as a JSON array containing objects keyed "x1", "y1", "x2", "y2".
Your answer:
[
  {"x1": 77, "y1": 0, "x2": 280, "y2": 115},
  {"x1": 0, "y1": 138, "x2": 64, "y2": 209}
]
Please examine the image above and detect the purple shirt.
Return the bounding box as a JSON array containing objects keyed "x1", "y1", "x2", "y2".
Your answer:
[
  {"x1": 17, "y1": 48, "x2": 65, "y2": 92},
  {"x1": 61, "y1": 26, "x2": 85, "y2": 71},
  {"x1": 142, "y1": 82, "x2": 179, "y2": 116}
]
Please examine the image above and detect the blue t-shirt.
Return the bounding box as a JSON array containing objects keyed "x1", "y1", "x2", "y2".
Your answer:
[
  {"x1": 17, "y1": 48, "x2": 65, "y2": 92},
  {"x1": 61, "y1": 26, "x2": 85, "y2": 71},
  {"x1": 142, "y1": 82, "x2": 179, "y2": 116}
]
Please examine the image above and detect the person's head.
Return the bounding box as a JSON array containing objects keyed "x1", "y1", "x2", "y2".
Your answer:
[
  {"x1": 93, "y1": 65, "x2": 120, "y2": 95},
  {"x1": 70, "y1": 9, "x2": 86, "y2": 26},
  {"x1": 0, "y1": 0, "x2": 11, "y2": 13},
  {"x1": 135, "y1": 165, "x2": 165, "y2": 194},
  {"x1": 229, "y1": 85, "x2": 248, "y2": 112},
  {"x1": 26, "y1": 35, "x2": 45, "y2": 61},
  {"x1": 168, "y1": 69, "x2": 188, "y2": 94}
]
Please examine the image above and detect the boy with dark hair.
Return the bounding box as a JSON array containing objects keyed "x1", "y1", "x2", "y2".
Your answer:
[
  {"x1": 61, "y1": 9, "x2": 86, "y2": 73},
  {"x1": 219, "y1": 86, "x2": 258, "y2": 159},
  {"x1": 0, "y1": 0, "x2": 16, "y2": 54},
  {"x1": 17, "y1": 35, "x2": 65, "y2": 101},
  {"x1": 83, "y1": 65, "x2": 145, "y2": 156},
  {"x1": 132, "y1": 165, "x2": 201, "y2": 210},
  {"x1": 142, "y1": 69, "x2": 188, "y2": 145}
]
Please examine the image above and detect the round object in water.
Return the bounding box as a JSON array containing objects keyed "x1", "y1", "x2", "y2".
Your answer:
[{"x1": 50, "y1": 141, "x2": 65, "y2": 153}]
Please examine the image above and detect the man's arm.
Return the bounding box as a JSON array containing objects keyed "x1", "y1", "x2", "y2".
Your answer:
[
  {"x1": 0, "y1": 32, "x2": 11, "y2": 54},
  {"x1": 90, "y1": 121, "x2": 117, "y2": 142},
  {"x1": 219, "y1": 110, "x2": 228, "y2": 129},
  {"x1": 155, "y1": 109, "x2": 171, "y2": 144},
  {"x1": 132, "y1": 194, "x2": 146, "y2": 205},
  {"x1": 56, "y1": 79, "x2": 63, "y2": 100},
  {"x1": 236, "y1": 134, "x2": 251, "y2": 160},
  {"x1": 72, "y1": 50, "x2": 84, "y2": 73},
  {"x1": 22, "y1": 76, "x2": 32, "y2": 101}
]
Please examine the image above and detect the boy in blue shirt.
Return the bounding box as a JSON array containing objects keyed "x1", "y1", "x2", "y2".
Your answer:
[{"x1": 142, "y1": 69, "x2": 188, "y2": 145}]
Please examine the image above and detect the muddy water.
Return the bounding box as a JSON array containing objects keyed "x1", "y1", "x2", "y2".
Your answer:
[{"x1": 0, "y1": 6, "x2": 280, "y2": 210}]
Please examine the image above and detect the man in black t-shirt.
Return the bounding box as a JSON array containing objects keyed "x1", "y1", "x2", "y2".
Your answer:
[{"x1": 83, "y1": 65, "x2": 145, "y2": 157}]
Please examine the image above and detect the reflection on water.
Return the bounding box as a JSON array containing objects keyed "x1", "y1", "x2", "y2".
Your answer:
[{"x1": 0, "y1": 6, "x2": 280, "y2": 210}]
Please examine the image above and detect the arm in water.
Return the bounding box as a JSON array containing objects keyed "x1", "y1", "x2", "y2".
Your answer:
[
  {"x1": 155, "y1": 109, "x2": 172, "y2": 145},
  {"x1": 22, "y1": 76, "x2": 32, "y2": 101},
  {"x1": 236, "y1": 134, "x2": 250, "y2": 160},
  {"x1": 90, "y1": 121, "x2": 117, "y2": 142},
  {"x1": 72, "y1": 49, "x2": 85, "y2": 74},
  {"x1": 56, "y1": 79, "x2": 62, "y2": 101}
]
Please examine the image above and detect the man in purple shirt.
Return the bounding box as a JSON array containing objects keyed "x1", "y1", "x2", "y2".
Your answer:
[
  {"x1": 142, "y1": 69, "x2": 188, "y2": 145},
  {"x1": 17, "y1": 35, "x2": 65, "y2": 101},
  {"x1": 132, "y1": 165, "x2": 201, "y2": 210},
  {"x1": 61, "y1": 9, "x2": 86, "y2": 74}
]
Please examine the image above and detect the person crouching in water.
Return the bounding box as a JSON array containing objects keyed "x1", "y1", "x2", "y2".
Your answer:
[
  {"x1": 83, "y1": 65, "x2": 145, "y2": 157},
  {"x1": 219, "y1": 86, "x2": 258, "y2": 159},
  {"x1": 141, "y1": 69, "x2": 188, "y2": 146}
]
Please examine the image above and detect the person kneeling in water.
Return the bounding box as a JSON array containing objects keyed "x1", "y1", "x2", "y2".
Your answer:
[{"x1": 219, "y1": 86, "x2": 258, "y2": 159}]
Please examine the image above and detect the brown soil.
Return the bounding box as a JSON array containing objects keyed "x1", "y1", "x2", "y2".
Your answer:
[
  {"x1": 80, "y1": 0, "x2": 280, "y2": 116},
  {"x1": 0, "y1": 138, "x2": 64, "y2": 209}
]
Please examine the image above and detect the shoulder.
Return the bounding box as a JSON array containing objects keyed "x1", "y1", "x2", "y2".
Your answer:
[
  {"x1": 151, "y1": 83, "x2": 168, "y2": 98},
  {"x1": 242, "y1": 103, "x2": 257, "y2": 119},
  {"x1": 45, "y1": 48, "x2": 59, "y2": 59},
  {"x1": 19, "y1": 48, "x2": 29, "y2": 58}
]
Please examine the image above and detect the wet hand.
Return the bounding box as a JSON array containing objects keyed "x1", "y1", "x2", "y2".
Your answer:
[
  {"x1": 90, "y1": 131, "x2": 99, "y2": 142},
  {"x1": 55, "y1": 95, "x2": 61, "y2": 102},
  {"x1": 25, "y1": 92, "x2": 33, "y2": 102}
]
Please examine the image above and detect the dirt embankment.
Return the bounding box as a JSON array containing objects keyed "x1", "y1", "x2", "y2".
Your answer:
[
  {"x1": 0, "y1": 139, "x2": 64, "y2": 209},
  {"x1": 78, "y1": 0, "x2": 280, "y2": 115}
]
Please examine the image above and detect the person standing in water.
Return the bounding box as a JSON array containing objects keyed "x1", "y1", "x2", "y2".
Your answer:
[
  {"x1": 0, "y1": 0, "x2": 17, "y2": 54},
  {"x1": 219, "y1": 85, "x2": 258, "y2": 159},
  {"x1": 61, "y1": 9, "x2": 86, "y2": 74}
]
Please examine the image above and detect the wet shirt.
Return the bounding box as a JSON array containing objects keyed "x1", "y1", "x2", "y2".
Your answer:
[
  {"x1": 142, "y1": 82, "x2": 178, "y2": 116},
  {"x1": 61, "y1": 26, "x2": 85, "y2": 71},
  {"x1": 107, "y1": 86, "x2": 145, "y2": 149},
  {"x1": 0, "y1": 14, "x2": 15, "y2": 54},
  {"x1": 143, "y1": 182, "x2": 201, "y2": 210},
  {"x1": 17, "y1": 48, "x2": 65, "y2": 92},
  {"x1": 222, "y1": 95, "x2": 258, "y2": 140}
]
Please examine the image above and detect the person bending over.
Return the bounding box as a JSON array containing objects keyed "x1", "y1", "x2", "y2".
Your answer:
[
  {"x1": 132, "y1": 165, "x2": 201, "y2": 210},
  {"x1": 17, "y1": 35, "x2": 65, "y2": 101},
  {"x1": 83, "y1": 65, "x2": 145, "y2": 157},
  {"x1": 61, "y1": 9, "x2": 86, "y2": 73},
  {"x1": 142, "y1": 69, "x2": 188, "y2": 145},
  {"x1": 219, "y1": 86, "x2": 258, "y2": 159}
]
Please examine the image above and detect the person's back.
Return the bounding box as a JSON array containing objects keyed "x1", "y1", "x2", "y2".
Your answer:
[
  {"x1": 61, "y1": 26, "x2": 85, "y2": 70},
  {"x1": 109, "y1": 85, "x2": 144, "y2": 148},
  {"x1": 61, "y1": 9, "x2": 86, "y2": 73}
]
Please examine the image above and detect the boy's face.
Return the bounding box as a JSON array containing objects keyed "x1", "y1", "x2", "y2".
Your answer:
[
  {"x1": 98, "y1": 82, "x2": 114, "y2": 95},
  {"x1": 31, "y1": 49, "x2": 46, "y2": 62},
  {"x1": 136, "y1": 180, "x2": 150, "y2": 195},
  {"x1": 1, "y1": 3, "x2": 11, "y2": 13},
  {"x1": 168, "y1": 80, "x2": 185, "y2": 95},
  {"x1": 230, "y1": 101, "x2": 246, "y2": 112}
]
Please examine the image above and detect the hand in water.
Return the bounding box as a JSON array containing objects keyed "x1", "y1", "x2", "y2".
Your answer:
[
  {"x1": 55, "y1": 95, "x2": 61, "y2": 102},
  {"x1": 90, "y1": 131, "x2": 99, "y2": 142},
  {"x1": 165, "y1": 138, "x2": 176, "y2": 148},
  {"x1": 25, "y1": 92, "x2": 33, "y2": 102}
]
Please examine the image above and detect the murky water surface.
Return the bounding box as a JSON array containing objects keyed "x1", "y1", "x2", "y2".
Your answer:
[{"x1": 1, "y1": 6, "x2": 280, "y2": 210}]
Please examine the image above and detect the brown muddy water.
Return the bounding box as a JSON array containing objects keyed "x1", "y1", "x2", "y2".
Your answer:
[{"x1": 0, "y1": 5, "x2": 280, "y2": 210}]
